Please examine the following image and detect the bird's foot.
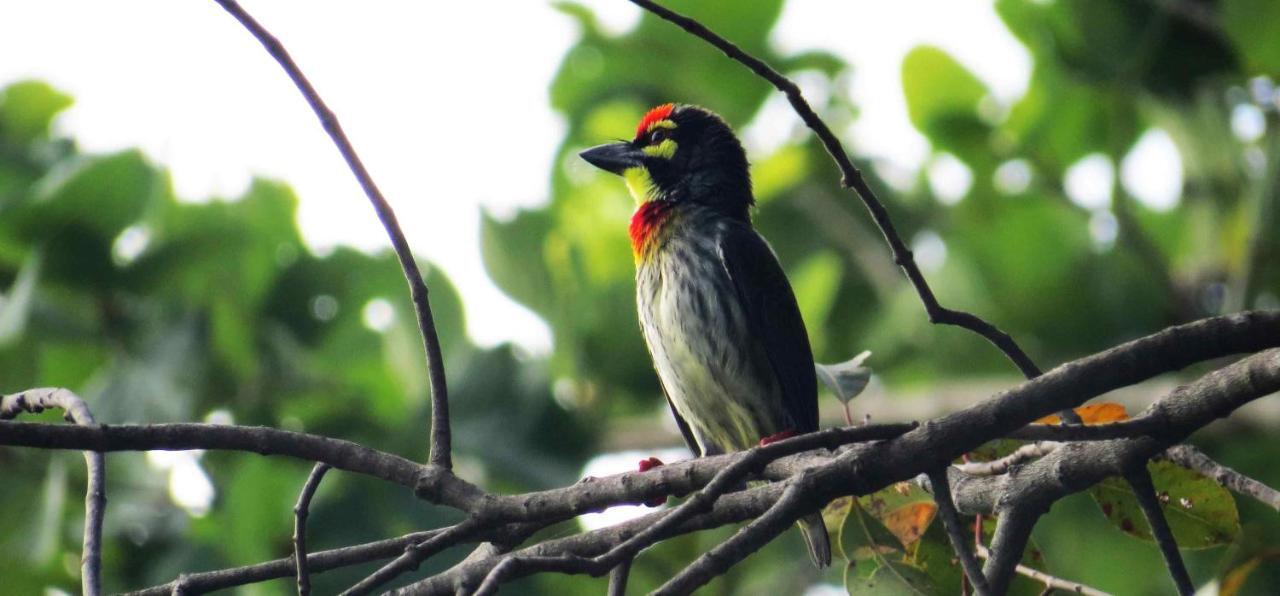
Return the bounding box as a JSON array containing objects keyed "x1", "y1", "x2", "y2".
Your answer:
[
  {"x1": 637, "y1": 457, "x2": 667, "y2": 507},
  {"x1": 758, "y1": 429, "x2": 797, "y2": 446}
]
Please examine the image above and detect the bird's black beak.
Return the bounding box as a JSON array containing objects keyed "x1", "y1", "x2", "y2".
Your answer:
[{"x1": 579, "y1": 142, "x2": 643, "y2": 175}]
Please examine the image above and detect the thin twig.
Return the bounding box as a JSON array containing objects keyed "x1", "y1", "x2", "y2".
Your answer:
[
  {"x1": 1, "y1": 389, "x2": 105, "y2": 596},
  {"x1": 210, "y1": 0, "x2": 453, "y2": 469},
  {"x1": 653, "y1": 479, "x2": 811, "y2": 595},
  {"x1": 294, "y1": 463, "x2": 332, "y2": 596},
  {"x1": 928, "y1": 469, "x2": 990, "y2": 595},
  {"x1": 342, "y1": 517, "x2": 484, "y2": 596},
  {"x1": 0, "y1": 419, "x2": 427, "y2": 490},
  {"x1": 1162, "y1": 444, "x2": 1280, "y2": 511},
  {"x1": 124, "y1": 529, "x2": 443, "y2": 595},
  {"x1": 1125, "y1": 468, "x2": 1194, "y2": 595},
  {"x1": 975, "y1": 545, "x2": 1110, "y2": 596},
  {"x1": 956, "y1": 442, "x2": 1061, "y2": 476},
  {"x1": 627, "y1": 0, "x2": 1047, "y2": 384}
]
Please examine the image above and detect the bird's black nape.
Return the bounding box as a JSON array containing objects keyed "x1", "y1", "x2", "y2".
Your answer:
[{"x1": 655, "y1": 105, "x2": 754, "y2": 221}]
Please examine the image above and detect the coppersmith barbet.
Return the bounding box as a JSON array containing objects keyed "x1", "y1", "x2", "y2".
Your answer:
[{"x1": 580, "y1": 103, "x2": 830, "y2": 568}]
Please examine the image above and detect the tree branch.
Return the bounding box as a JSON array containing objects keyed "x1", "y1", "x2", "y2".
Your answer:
[
  {"x1": 1126, "y1": 468, "x2": 1194, "y2": 595},
  {"x1": 293, "y1": 463, "x2": 332, "y2": 596},
  {"x1": 4, "y1": 314, "x2": 1277, "y2": 593},
  {"x1": 955, "y1": 442, "x2": 1060, "y2": 476},
  {"x1": 341, "y1": 517, "x2": 485, "y2": 596},
  {"x1": 627, "y1": 0, "x2": 1046, "y2": 384},
  {"x1": 0, "y1": 419, "x2": 432, "y2": 488},
  {"x1": 125, "y1": 529, "x2": 444, "y2": 596},
  {"x1": 210, "y1": 0, "x2": 453, "y2": 469},
  {"x1": 1, "y1": 389, "x2": 104, "y2": 596},
  {"x1": 938, "y1": 348, "x2": 1280, "y2": 590},
  {"x1": 654, "y1": 478, "x2": 811, "y2": 595},
  {"x1": 974, "y1": 545, "x2": 1109, "y2": 596},
  {"x1": 928, "y1": 468, "x2": 991, "y2": 595},
  {"x1": 403, "y1": 483, "x2": 788, "y2": 594},
  {"x1": 607, "y1": 557, "x2": 632, "y2": 596},
  {"x1": 983, "y1": 502, "x2": 1044, "y2": 595},
  {"x1": 1162, "y1": 444, "x2": 1280, "y2": 511}
]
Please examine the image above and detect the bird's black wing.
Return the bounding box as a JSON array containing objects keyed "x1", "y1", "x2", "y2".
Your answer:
[
  {"x1": 665, "y1": 386, "x2": 702, "y2": 457},
  {"x1": 716, "y1": 223, "x2": 819, "y2": 433}
]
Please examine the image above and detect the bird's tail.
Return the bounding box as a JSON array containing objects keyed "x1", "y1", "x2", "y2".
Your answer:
[{"x1": 797, "y1": 512, "x2": 831, "y2": 568}]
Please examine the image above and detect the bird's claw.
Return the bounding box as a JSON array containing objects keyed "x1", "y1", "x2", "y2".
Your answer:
[
  {"x1": 637, "y1": 457, "x2": 667, "y2": 506},
  {"x1": 758, "y1": 428, "x2": 797, "y2": 446}
]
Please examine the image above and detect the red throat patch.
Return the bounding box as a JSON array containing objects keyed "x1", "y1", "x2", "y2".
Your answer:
[
  {"x1": 629, "y1": 201, "x2": 677, "y2": 259},
  {"x1": 636, "y1": 103, "x2": 676, "y2": 138}
]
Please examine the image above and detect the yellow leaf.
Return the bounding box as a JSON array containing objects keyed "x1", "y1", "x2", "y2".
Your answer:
[{"x1": 1036, "y1": 402, "x2": 1129, "y2": 425}]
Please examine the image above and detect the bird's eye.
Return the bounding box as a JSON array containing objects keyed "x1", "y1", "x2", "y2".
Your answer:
[{"x1": 650, "y1": 129, "x2": 669, "y2": 144}]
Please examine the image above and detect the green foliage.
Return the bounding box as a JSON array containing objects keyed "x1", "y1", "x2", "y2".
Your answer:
[
  {"x1": 1222, "y1": 0, "x2": 1280, "y2": 75},
  {"x1": 4, "y1": 0, "x2": 1280, "y2": 593},
  {"x1": 902, "y1": 47, "x2": 991, "y2": 169},
  {"x1": 0, "y1": 80, "x2": 72, "y2": 144},
  {"x1": 0, "y1": 78, "x2": 592, "y2": 593},
  {"x1": 1091, "y1": 462, "x2": 1241, "y2": 549}
]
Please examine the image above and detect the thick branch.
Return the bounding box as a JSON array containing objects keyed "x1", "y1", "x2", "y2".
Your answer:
[
  {"x1": 211, "y1": 0, "x2": 452, "y2": 469},
  {"x1": 1, "y1": 389, "x2": 104, "y2": 596},
  {"x1": 403, "y1": 483, "x2": 787, "y2": 594},
  {"x1": 5, "y1": 315, "x2": 1278, "y2": 593},
  {"x1": 940, "y1": 349, "x2": 1280, "y2": 589},
  {"x1": 607, "y1": 558, "x2": 632, "y2": 596},
  {"x1": 983, "y1": 502, "x2": 1044, "y2": 595},
  {"x1": 423, "y1": 424, "x2": 914, "y2": 594}
]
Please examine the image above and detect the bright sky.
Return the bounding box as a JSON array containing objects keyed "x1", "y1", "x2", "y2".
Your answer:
[{"x1": 3, "y1": 1, "x2": 1176, "y2": 352}]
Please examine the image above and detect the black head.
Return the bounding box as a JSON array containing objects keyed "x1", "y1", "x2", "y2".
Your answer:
[{"x1": 579, "y1": 104, "x2": 753, "y2": 221}]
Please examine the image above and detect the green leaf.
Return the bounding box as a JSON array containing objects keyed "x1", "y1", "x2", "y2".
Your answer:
[
  {"x1": 1090, "y1": 461, "x2": 1240, "y2": 549},
  {"x1": 1222, "y1": 0, "x2": 1280, "y2": 74},
  {"x1": 901, "y1": 46, "x2": 991, "y2": 165},
  {"x1": 0, "y1": 251, "x2": 39, "y2": 345},
  {"x1": 829, "y1": 498, "x2": 936, "y2": 595},
  {"x1": 199, "y1": 457, "x2": 303, "y2": 566},
  {"x1": 22, "y1": 150, "x2": 156, "y2": 239},
  {"x1": 846, "y1": 559, "x2": 934, "y2": 595},
  {"x1": 816, "y1": 350, "x2": 872, "y2": 405},
  {"x1": 481, "y1": 208, "x2": 556, "y2": 317},
  {"x1": 858, "y1": 483, "x2": 937, "y2": 548},
  {"x1": 791, "y1": 250, "x2": 842, "y2": 353},
  {"x1": 0, "y1": 80, "x2": 73, "y2": 144}
]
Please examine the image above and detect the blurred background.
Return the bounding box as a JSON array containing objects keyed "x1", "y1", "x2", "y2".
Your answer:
[{"x1": 1, "y1": 0, "x2": 1277, "y2": 594}]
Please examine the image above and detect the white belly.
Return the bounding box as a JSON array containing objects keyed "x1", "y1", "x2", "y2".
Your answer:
[{"x1": 637, "y1": 247, "x2": 782, "y2": 454}]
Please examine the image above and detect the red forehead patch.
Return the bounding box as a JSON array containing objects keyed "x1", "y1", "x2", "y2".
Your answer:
[{"x1": 635, "y1": 103, "x2": 676, "y2": 138}]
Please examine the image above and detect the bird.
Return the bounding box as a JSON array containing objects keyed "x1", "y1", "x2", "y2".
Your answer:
[{"x1": 579, "y1": 103, "x2": 830, "y2": 568}]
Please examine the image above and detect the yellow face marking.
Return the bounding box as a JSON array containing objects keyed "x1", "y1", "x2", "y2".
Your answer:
[
  {"x1": 641, "y1": 138, "x2": 678, "y2": 159},
  {"x1": 645, "y1": 119, "x2": 676, "y2": 133},
  {"x1": 623, "y1": 166, "x2": 658, "y2": 205}
]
